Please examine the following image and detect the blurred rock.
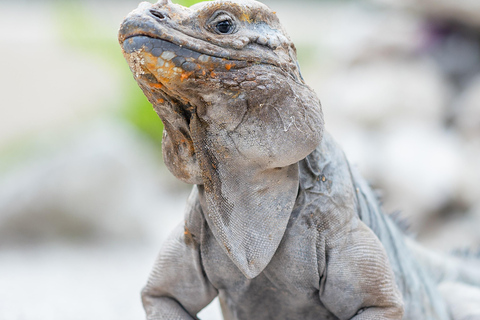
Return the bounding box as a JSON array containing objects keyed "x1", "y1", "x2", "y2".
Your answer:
[
  {"x1": 0, "y1": 120, "x2": 189, "y2": 247},
  {"x1": 370, "y1": 0, "x2": 480, "y2": 30},
  {"x1": 320, "y1": 56, "x2": 458, "y2": 229},
  {"x1": 455, "y1": 75, "x2": 480, "y2": 140},
  {"x1": 340, "y1": 120, "x2": 464, "y2": 230},
  {"x1": 307, "y1": 0, "x2": 480, "y2": 242},
  {"x1": 375, "y1": 123, "x2": 464, "y2": 228},
  {"x1": 414, "y1": 0, "x2": 480, "y2": 30},
  {"x1": 419, "y1": 202, "x2": 480, "y2": 250},
  {"x1": 422, "y1": 22, "x2": 480, "y2": 96},
  {"x1": 456, "y1": 143, "x2": 480, "y2": 207},
  {"x1": 323, "y1": 59, "x2": 450, "y2": 130}
]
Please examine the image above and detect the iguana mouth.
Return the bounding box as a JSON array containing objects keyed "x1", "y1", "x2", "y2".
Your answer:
[
  {"x1": 123, "y1": 35, "x2": 251, "y2": 78},
  {"x1": 124, "y1": 33, "x2": 247, "y2": 63}
]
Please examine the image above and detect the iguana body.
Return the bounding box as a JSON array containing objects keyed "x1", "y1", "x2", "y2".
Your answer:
[{"x1": 118, "y1": 1, "x2": 480, "y2": 319}]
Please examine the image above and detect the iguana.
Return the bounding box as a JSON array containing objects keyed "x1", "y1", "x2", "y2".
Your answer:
[{"x1": 118, "y1": 0, "x2": 480, "y2": 319}]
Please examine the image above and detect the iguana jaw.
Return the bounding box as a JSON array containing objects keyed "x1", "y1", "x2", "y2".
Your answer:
[{"x1": 121, "y1": 35, "x2": 252, "y2": 93}]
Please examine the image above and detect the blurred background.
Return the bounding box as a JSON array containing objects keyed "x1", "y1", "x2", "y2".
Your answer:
[{"x1": 0, "y1": 0, "x2": 479, "y2": 319}]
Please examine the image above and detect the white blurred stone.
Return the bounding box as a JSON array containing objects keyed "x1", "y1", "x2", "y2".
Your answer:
[
  {"x1": 370, "y1": 0, "x2": 480, "y2": 29},
  {"x1": 419, "y1": 202, "x2": 480, "y2": 250},
  {"x1": 376, "y1": 123, "x2": 463, "y2": 226},
  {"x1": 323, "y1": 59, "x2": 450, "y2": 129},
  {"x1": 455, "y1": 143, "x2": 480, "y2": 206},
  {"x1": 455, "y1": 75, "x2": 480, "y2": 140},
  {"x1": 415, "y1": 0, "x2": 480, "y2": 29},
  {"x1": 0, "y1": 120, "x2": 189, "y2": 246},
  {"x1": 346, "y1": 12, "x2": 422, "y2": 64},
  {"x1": 340, "y1": 121, "x2": 464, "y2": 230},
  {"x1": 451, "y1": 77, "x2": 480, "y2": 207}
]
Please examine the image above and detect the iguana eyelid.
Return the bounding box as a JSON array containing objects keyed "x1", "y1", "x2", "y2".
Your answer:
[{"x1": 207, "y1": 11, "x2": 237, "y2": 35}]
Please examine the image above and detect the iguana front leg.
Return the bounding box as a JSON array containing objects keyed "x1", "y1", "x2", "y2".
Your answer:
[
  {"x1": 319, "y1": 219, "x2": 404, "y2": 320},
  {"x1": 141, "y1": 222, "x2": 218, "y2": 320},
  {"x1": 142, "y1": 297, "x2": 198, "y2": 320}
]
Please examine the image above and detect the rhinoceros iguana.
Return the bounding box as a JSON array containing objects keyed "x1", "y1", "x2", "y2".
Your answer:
[{"x1": 118, "y1": 0, "x2": 480, "y2": 319}]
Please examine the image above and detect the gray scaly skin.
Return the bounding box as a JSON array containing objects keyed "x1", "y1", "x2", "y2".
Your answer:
[{"x1": 118, "y1": 0, "x2": 480, "y2": 319}]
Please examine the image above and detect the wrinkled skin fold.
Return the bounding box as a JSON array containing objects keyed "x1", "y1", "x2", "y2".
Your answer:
[{"x1": 119, "y1": 0, "x2": 480, "y2": 319}]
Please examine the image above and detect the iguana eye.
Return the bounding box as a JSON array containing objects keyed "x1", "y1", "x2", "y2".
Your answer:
[
  {"x1": 208, "y1": 12, "x2": 236, "y2": 35},
  {"x1": 216, "y1": 20, "x2": 233, "y2": 34}
]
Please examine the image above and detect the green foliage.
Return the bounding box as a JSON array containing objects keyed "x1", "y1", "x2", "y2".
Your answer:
[
  {"x1": 174, "y1": 0, "x2": 205, "y2": 7},
  {"x1": 52, "y1": 0, "x2": 164, "y2": 145},
  {"x1": 295, "y1": 43, "x2": 317, "y2": 69},
  {"x1": 123, "y1": 83, "x2": 165, "y2": 147}
]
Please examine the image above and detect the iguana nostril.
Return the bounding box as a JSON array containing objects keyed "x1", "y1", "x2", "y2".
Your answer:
[{"x1": 150, "y1": 9, "x2": 167, "y2": 21}]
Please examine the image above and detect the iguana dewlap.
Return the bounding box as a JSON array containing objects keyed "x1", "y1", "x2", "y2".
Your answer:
[{"x1": 118, "y1": 1, "x2": 480, "y2": 319}]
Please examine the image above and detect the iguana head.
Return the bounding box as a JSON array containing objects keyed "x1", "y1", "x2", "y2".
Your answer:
[{"x1": 119, "y1": 0, "x2": 323, "y2": 278}]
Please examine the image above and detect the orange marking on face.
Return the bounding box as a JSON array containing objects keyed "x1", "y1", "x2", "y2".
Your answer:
[
  {"x1": 181, "y1": 72, "x2": 193, "y2": 82},
  {"x1": 225, "y1": 63, "x2": 233, "y2": 70},
  {"x1": 151, "y1": 83, "x2": 163, "y2": 89},
  {"x1": 157, "y1": 98, "x2": 165, "y2": 103},
  {"x1": 210, "y1": 71, "x2": 217, "y2": 78},
  {"x1": 240, "y1": 12, "x2": 252, "y2": 23}
]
